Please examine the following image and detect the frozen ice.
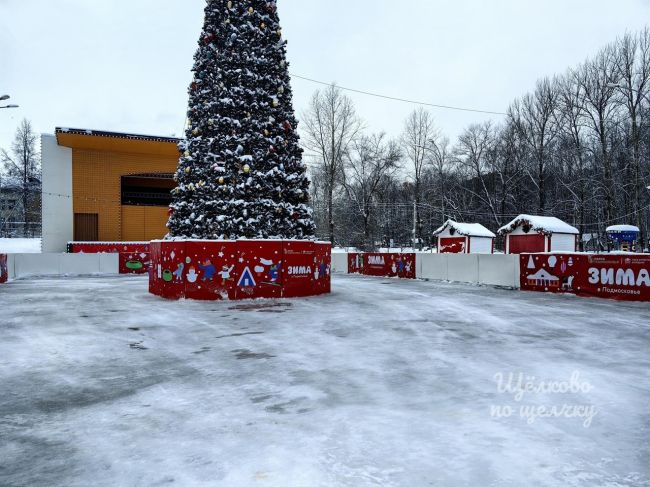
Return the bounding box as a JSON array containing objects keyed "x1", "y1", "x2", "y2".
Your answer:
[{"x1": 0, "y1": 274, "x2": 649, "y2": 486}]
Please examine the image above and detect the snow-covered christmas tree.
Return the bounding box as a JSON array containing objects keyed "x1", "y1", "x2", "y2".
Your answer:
[{"x1": 167, "y1": 0, "x2": 315, "y2": 240}]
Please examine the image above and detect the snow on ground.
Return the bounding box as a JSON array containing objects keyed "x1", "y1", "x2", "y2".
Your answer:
[
  {"x1": 1, "y1": 275, "x2": 649, "y2": 487},
  {"x1": 0, "y1": 238, "x2": 41, "y2": 253}
]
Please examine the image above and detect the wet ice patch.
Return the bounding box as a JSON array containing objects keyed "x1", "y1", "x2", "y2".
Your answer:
[{"x1": 232, "y1": 349, "x2": 275, "y2": 360}]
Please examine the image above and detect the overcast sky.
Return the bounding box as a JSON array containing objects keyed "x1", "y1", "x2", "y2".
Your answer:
[{"x1": 1, "y1": 0, "x2": 650, "y2": 153}]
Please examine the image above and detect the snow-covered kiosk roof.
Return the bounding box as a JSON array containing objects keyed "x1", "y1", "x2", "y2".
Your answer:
[
  {"x1": 498, "y1": 215, "x2": 579, "y2": 236},
  {"x1": 606, "y1": 225, "x2": 640, "y2": 233},
  {"x1": 433, "y1": 220, "x2": 496, "y2": 238}
]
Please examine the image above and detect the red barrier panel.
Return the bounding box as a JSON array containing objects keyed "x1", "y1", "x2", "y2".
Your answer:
[
  {"x1": 348, "y1": 253, "x2": 362, "y2": 274},
  {"x1": 283, "y1": 241, "x2": 331, "y2": 297},
  {"x1": 0, "y1": 254, "x2": 7, "y2": 284},
  {"x1": 235, "y1": 240, "x2": 283, "y2": 300},
  {"x1": 68, "y1": 242, "x2": 150, "y2": 274},
  {"x1": 521, "y1": 253, "x2": 650, "y2": 302},
  {"x1": 346, "y1": 252, "x2": 416, "y2": 279},
  {"x1": 149, "y1": 240, "x2": 332, "y2": 301},
  {"x1": 149, "y1": 241, "x2": 187, "y2": 300},
  {"x1": 363, "y1": 253, "x2": 416, "y2": 278}
]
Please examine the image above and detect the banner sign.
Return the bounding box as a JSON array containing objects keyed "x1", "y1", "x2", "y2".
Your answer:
[
  {"x1": 68, "y1": 242, "x2": 150, "y2": 274},
  {"x1": 0, "y1": 254, "x2": 7, "y2": 284},
  {"x1": 149, "y1": 240, "x2": 331, "y2": 301},
  {"x1": 347, "y1": 252, "x2": 416, "y2": 279},
  {"x1": 439, "y1": 237, "x2": 467, "y2": 254},
  {"x1": 521, "y1": 253, "x2": 650, "y2": 302}
]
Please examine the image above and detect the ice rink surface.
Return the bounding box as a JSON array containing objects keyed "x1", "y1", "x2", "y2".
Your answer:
[{"x1": 1, "y1": 274, "x2": 649, "y2": 487}]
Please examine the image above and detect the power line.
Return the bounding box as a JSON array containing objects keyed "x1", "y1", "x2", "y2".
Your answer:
[{"x1": 290, "y1": 73, "x2": 508, "y2": 116}]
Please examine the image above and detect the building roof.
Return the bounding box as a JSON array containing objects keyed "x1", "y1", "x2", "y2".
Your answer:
[
  {"x1": 498, "y1": 215, "x2": 579, "y2": 236},
  {"x1": 55, "y1": 127, "x2": 182, "y2": 157},
  {"x1": 56, "y1": 127, "x2": 181, "y2": 143},
  {"x1": 433, "y1": 220, "x2": 496, "y2": 238},
  {"x1": 606, "y1": 225, "x2": 640, "y2": 233}
]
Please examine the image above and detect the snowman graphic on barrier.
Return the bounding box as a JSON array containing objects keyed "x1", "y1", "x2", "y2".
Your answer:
[{"x1": 219, "y1": 264, "x2": 235, "y2": 284}]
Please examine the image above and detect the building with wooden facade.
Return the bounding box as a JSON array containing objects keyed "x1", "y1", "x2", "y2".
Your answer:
[{"x1": 42, "y1": 128, "x2": 180, "y2": 252}]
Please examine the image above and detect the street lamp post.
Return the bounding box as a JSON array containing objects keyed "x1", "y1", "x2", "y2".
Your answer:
[{"x1": 0, "y1": 94, "x2": 19, "y2": 109}]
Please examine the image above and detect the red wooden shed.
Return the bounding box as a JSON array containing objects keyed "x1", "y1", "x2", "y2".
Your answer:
[
  {"x1": 433, "y1": 220, "x2": 496, "y2": 254},
  {"x1": 499, "y1": 215, "x2": 579, "y2": 254}
]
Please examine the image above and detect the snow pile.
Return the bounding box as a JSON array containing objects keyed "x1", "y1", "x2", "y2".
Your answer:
[
  {"x1": 433, "y1": 220, "x2": 496, "y2": 238},
  {"x1": 498, "y1": 215, "x2": 579, "y2": 236},
  {"x1": 0, "y1": 238, "x2": 41, "y2": 253}
]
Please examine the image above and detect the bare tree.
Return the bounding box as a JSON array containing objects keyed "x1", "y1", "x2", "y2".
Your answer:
[
  {"x1": 576, "y1": 46, "x2": 622, "y2": 224},
  {"x1": 455, "y1": 121, "x2": 502, "y2": 226},
  {"x1": 343, "y1": 133, "x2": 401, "y2": 249},
  {"x1": 301, "y1": 84, "x2": 362, "y2": 244},
  {"x1": 510, "y1": 77, "x2": 559, "y2": 213},
  {"x1": 615, "y1": 29, "x2": 650, "y2": 246},
  {"x1": 401, "y1": 108, "x2": 438, "y2": 246},
  {"x1": 556, "y1": 71, "x2": 592, "y2": 244},
  {"x1": 429, "y1": 136, "x2": 452, "y2": 222},
  {"x1": 306, "y1": 28, "x2": 650, "y2": 251},
  {"x1": 492, "y1": 122, "x2": 525, "y2": 223},
  {"x1": 1, "y1": 119, "x2": 41, "y2": 226}
]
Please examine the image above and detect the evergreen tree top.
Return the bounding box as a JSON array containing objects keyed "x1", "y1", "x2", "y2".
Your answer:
[{"x1": 167, "y1": 0, "x2": 316, "y2": 241}]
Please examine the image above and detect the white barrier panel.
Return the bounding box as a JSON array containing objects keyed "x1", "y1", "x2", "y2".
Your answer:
[
  {"x1": 418, "y1": 254, "x2": 448, "y2": 281},
  {"x1": 415, "y1": 253, "x2": 520, "y2": 288},
  {"x1": 99, "y1": 254, "x2": 119, "y2": 274},
  {"x1": 59, "y1": 253, "x2": 103, "y2": 275},
  {"x1": 478, "y1": 254, "x2": 520, "y2": 287},
  {"x1": 447, "y1": 254, "x2": 479, "y2": 283},
  {"x1": 15, "y1": 254, "x2": 61, "y2": 277},
  {"x1": 7, "y1": 254, "x2": 16, "y2": 280},
  {"x1": 331, "y1": 253, "x2": 348, "y2": 273},
  {"x1": 11, "y1": 253, "x2": 120, "y2": 278}
]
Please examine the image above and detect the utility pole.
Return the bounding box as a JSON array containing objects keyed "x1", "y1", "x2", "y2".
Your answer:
[{"x1": 413, "y1": 201, "x2": 418, "y2": 250}]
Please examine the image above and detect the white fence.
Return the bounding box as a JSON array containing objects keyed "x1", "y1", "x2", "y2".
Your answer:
[
  {"x1": 4, "y1": 252, "x2": 520, "y2": 288},
  {"x1": 5, "y1": 253, "x2": 119, "y2": 280},
  {"x1": 331, "y1": 252, "x2": 521, "y2": 288}
]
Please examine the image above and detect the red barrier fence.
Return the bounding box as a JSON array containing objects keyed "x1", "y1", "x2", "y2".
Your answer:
[
  {"x1": 348, "y1": 253, "x2": 416, "y2": 279},
  {"x1": 149, "y1": 240, "x2": 331, "y2": 301},
  {"x1": 0, "y1": 254, "x2": 7, "y2": 284},
  {"x1": 68, "y1": 242, "x2": 150, "y2": 274},
  {"x1": 521, "y1": 253, "x2": 650, "y2": 302}
]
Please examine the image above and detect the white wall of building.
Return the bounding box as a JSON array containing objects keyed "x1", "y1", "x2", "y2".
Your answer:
[
  {"x1": 41, "y1": 134, "x2": 73, "y2": 253},
  {"x1": 551, "y1": 234, "x2": 577, "y2": 252},
  {"x1": 469, "y1": 237, "x2": 493, "y2": 254}
]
